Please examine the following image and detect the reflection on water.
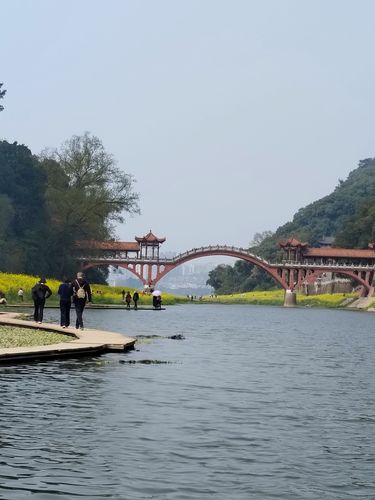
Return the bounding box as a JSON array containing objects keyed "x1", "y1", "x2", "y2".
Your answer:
[{"x1": 0, "y1": 305, "x2": 374, "y2": 499}]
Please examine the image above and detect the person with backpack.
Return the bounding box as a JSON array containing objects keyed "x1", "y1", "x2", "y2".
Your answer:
[
  {"x1": 31, "y1": 277, "x2": 52, "y2": 323},
  {"x1": 132, "y1": 290, "x2": 139, "y2": 310},
  {"x1": 58, "y1": 277, "x2": 74, "y2": 328},
  {"x1": 72, "y1": 271, "x2": 92, "y2": 330}
]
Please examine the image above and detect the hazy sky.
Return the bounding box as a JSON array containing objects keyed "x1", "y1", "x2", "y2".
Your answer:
[{"x1": 2, "y1": 0, "x2": 375, "y2": 252}]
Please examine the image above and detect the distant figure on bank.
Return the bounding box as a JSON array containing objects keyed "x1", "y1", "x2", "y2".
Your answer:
[
  {"x1": 156, "y1": 295, "x2": 162, "y2": 309},
  {"x1": 121, "y1": 289, "x2": 125, "y2": 302},
  {"x1": 0, "y1": 290, "x2": 7, "y2": 305},
  {"x1": 72, "y1": 272, "x2": 92, "y2": 330},
  {"x1": 58, "y1": 278, "x2": 73, "y2": 328},
  {"x1": 133, "y1": 291, "x2": 139, "y2": 310},
  {"x1": 17, "y1": 288, "x2": 24, "y2": 302},
  {"x1": 125, "y1": 291, "x2": 132, "y2": 309},
  {"x1": 152, "y1": 294, "x2": 158, "y2": 309},
  {"x1": 31, "y1": 277, "x2": 52, "y2": 323}
]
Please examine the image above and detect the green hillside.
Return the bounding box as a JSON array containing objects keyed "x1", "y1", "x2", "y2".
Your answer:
[
  {"x1": 256, "y1": 157, "x2": 375, "y2": 261},
  {"x1": 207, "y1": 158, "x2": 375, "y2": 293}
]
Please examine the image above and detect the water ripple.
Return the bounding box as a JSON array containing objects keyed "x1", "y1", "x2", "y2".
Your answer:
[{"x1": 0, "y1": 305, "x2": 374, "y2": 499}]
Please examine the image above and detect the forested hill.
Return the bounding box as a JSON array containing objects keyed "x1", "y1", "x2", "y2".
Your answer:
[
  {"x1": 0, "y1": 136, "x2": 139, "y2": 281},
  {"x1": 207, "y1": 158, "x2": 375, "y2": 293},
  {"x1": 255, "y1": 157, "x2": 375, "y2": 261}
]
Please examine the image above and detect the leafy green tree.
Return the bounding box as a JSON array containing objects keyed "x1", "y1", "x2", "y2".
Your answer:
[
  {"x1": 0, "y1": 83, "x2": 5, "y2": 112},
  {"x1": 40, "y1": 132, "x2": 140, "y2": 279},
  {"x1": 206, "y1": 264, "x2": 237, "y2": 294},
  {"x1": 0, "y1": 141, "x2": 50, "y2": 274},
  {"x1": 250, "y1": 230, "x2": 273, "y2": 247},
  {"x1": 206, "y1": 259, "x2": 276, "y2": 294}
]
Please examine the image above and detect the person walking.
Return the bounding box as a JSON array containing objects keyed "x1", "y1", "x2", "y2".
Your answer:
[
  {"x1": 72, "y1": 272, "x2": 92, "y2": 330},
  {"x1": 125, "y1": 291, "x2": 132, "y2": 309},
  {"x1": 17, "y1": 288, "x2": 24, "y2": 302},
  {"x1": 132, "y1": 290, "x2": 139, "y2": 310},
  {"x1": 31, "y1": 277, "x2": 52, "y2": 323},
  {"x1": 58, "y1": 278, "x2": 73, "y2": 328}
]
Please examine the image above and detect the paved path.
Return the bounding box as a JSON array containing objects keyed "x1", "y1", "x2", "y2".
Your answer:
[
  {"x1": 4, "y1": 304, "x2": 165, "y2": 310},
  {"x1": 0, "y1": 312, "x2": 136, "y2": 363}
]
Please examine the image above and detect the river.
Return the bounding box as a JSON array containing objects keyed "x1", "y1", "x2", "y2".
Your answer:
[{"x1": 0, "y1": 304, "x2": 374, "y2": 499}]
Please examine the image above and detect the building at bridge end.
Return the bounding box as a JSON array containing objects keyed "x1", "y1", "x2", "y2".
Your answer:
[{"x1": 279, "y1": 238, "x2": 375, "y2": 267}]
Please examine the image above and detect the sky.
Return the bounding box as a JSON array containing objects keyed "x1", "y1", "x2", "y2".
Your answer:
[{"x1": 2, "y1": 0, "x2": 375, "y2": 253}]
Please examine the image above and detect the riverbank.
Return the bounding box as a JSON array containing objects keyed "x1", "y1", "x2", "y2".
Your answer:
[
  {"x1": 0, "y1": 272, "x2": 373, "y2": 311},
  {"x1": 199, "y1": 290, "x2": 375, "y2": 310}
]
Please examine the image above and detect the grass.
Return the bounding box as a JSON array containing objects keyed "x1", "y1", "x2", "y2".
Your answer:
[
  {"x1": 0, "y1": 325, "x2": 74, "y2": 348},
  {"x1": 201, "y1": 289, "x2": 285, "y2": 306}
]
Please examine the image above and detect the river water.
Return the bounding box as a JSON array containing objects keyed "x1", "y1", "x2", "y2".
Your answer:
[{"x1": 0, "y1": 304, "x2": 374, "y2": 499}]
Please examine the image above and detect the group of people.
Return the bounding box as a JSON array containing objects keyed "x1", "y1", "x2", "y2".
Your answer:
[
  {"x1": 152, "y1": 294, "x2": 162, "y2": 309},
  {"x1": 120, "y1": 289, "x2": 162, "y2": 309},
  {"x1": 32, "y1": 272, "x2": 92, "y2": 329},
  {"x1": 121, "y1": 290, "x2": 139, "y2": 309}
]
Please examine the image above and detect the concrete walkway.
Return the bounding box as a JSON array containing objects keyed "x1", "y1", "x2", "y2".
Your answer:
[
  {"x1": 4, "y1": 303, "x2": 165, "y2": 310},
  {"x1": 0, "y1": 312, "x2": 136, "y2": 363}
]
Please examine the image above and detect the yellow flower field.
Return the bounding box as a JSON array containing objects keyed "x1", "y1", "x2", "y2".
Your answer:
[
  {"x1": 201, "y1": 290, "x2": 357, "y2": 308},
  {"x1": 0, "y1": 272, "x2": 186, "y2": 306}
]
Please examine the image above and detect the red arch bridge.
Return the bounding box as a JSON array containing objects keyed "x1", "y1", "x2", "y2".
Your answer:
[{"x1": 77, "y1": 236, "x2": 375, "y2": 306}]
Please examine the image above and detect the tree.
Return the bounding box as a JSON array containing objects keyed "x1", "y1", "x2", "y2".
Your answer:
[
  {"x1": 335, "y1": 198, "x2": 375, "y2": 248},
  {"x1": 0, "y1": 83, "x2": 6, "y2": 112},
  {"x1": 0, "y1": 141, "x2": 50, "y2": 274},
  {"x1": 250, "y1": 230, "x2": 274, "y2": 247},
  {"x1": 40, "y1": 132, "x2": 140, "y2": 278}
]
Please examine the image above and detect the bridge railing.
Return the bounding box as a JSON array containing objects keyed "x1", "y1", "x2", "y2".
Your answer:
[
  {"x1": 277, "y1": 260, "x2": 375, "y2": 270},
  {"x1": 77, "y1": 245, "x2": 272, "y2": 265},
  {"x1": 170, "y1": 245, "x2": 270, "y2": 264}
]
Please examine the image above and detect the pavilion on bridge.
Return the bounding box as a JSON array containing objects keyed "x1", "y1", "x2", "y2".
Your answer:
[
  {"x1": 76, "y1": 230, "x2": 166, "y2": 260},
  {"x1": 279, "y1": 238, "x2": 375, "y2": 266}
]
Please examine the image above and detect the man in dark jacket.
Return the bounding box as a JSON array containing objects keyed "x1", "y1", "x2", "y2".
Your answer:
[
  {"x1": 31, "y1": 277, "x2": 52, "y2": 323},
  {"x1": 58, "y1": 278, "x2": 73, "y2": 328},
  {"x1": 132, "y1": 291, "x2": 139, "y2": 310},
  {"x1": 72, "y1": 272, "x2": 92, "y2": 330}
]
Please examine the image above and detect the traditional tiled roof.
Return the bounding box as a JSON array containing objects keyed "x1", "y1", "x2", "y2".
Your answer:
[
  {"x1": 304, "y1": 247, "x2": 375, "y2": 259},
  {"x1": 279, "y1": 238, "x2": 309, "y2": 248},
  {"x1": 76, "y1": 240, "x2": 140, "y2": 251},
  {"x1": 135, "y1": 230, "x2": 166, "y2": 244}
]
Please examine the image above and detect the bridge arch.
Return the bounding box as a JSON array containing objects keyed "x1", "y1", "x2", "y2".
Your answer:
[
  {"x1": 301, "y1": 268, "x2": 374, "y2": 297},
  {"x1": 156, "y1": 246, "x2": 287, "y2": 289}
]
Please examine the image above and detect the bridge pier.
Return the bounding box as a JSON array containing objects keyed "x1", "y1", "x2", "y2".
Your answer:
[{"x1": 284, "y1": 289, "x2": 297, "y2": 307}]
